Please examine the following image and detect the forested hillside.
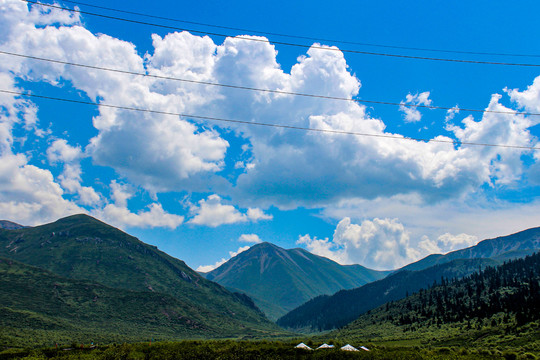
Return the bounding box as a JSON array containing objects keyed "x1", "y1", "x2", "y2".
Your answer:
[{"x1": 335, "y1": 252, "x2": 540, "y2": 350}]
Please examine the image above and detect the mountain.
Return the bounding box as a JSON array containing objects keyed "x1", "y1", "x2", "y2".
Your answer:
[
  {"x1": 333, "y1": 252, "x2": 540, "y2": 350},
  {"x1": 0, "y1": 257, "x2": 266, "y2": 347},
  {"x1": 0, "y1": 220, "x2": 25, "y2": 230},
  {"x1": 277, "y1": 257, "x2": 498, "y2": 331},
  {"x1": 399, "y1": 226, "x2": 540, "y2": 272},
  {"x1": 277, "y1": 226, "x2": 540, "y2": 332},
  {"x1": 204, "y1": 242, "x2": 389, "y2": 320},
  {"x1": 0, "y1": 214, "x2": 284, "y2": 341}
]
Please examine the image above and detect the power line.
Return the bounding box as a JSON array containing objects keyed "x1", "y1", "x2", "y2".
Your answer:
[
  {"x1": 2, "y1": 50, "x2": 539, "y2": 117},
  {"x1": 52, "y1": 0, "x2": 540, "y2": 59},
  {"x1": 2, "y1": 89, "x2": 538, "y2": 151},
  {"x1": 23, "y1": 0, "x2": 540, "y2": 68}
]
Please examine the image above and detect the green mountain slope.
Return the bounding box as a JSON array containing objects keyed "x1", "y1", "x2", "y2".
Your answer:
[
  {"x1": 0, "y1": 258, "x2": 268, "y2": 347},
  {"x1": 277, "y1": 257, "x2": 498, "y2": 331},
  {"x1": 333, "y1": 252, "x2": 540, "y2": 352},
  {"x1": 204, "y1": 242, "x2": 389, "y2": 320},
  {"x1": 0, "y1": 214, "x2": 283, "y2": 341},
  {"x1": 277, "y1": 226, "x2": 540, "y2": 332}
]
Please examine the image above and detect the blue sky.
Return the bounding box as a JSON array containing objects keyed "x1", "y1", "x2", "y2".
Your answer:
[{"x1": 1, "y1": 0, "x2": 540, "y2": 270}]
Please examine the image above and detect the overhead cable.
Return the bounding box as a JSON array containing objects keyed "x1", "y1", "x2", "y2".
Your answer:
[
  {"x1": 23, "y1": 0, "x2": 540, "y2": 68},
  {"x1": 1, "y1": 50, "x2": 538, "y2": 117},
  {"x1": 51, "y1": 0, "x2": 540, "y2": 59},
  {"x1": 1, "y1": 89, "x2": 538, "y2": 151}
]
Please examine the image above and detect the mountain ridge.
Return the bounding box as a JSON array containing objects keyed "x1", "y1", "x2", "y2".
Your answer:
[
  {"x1": 399, "y1": 226, "x2": 540, "y2": 272},
  {"x1": 0, "y1": 220, "x2": 26, "y2": 230},
  {"x1": 278, "y1": 225, "x2": 540, "y2": 332},
  {"x1": 0, "y1": 214, "x2": 283, "y2": 340}
]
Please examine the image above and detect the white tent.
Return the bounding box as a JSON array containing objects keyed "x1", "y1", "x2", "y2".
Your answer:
[
  {"x1": 294, "y1": 343, "x2": 313, "y2": 350},
  {"x1": 340, "y1": 344, "x2": 359, "y2": 351},
  {"x1": 360, "y1": 346, "x2": 370, "y2": 351},
  {"x1": 316, "y1": 343, "x2": 335, "y2": 349}
]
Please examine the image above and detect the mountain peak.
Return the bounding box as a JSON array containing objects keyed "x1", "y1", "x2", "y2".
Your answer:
[
  {"x1": 205, "y1": 241, "x2": 387, "y2": 320},
  {"x1": 52, "y1": 213, "x2": 104, "y2": 225},
  {"x1": 252, "y1": 241, "x2": 280, "y2": 250}
]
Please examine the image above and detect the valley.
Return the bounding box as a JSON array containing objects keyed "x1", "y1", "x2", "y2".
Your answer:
[{"x1": 1, "y1": 215, "x2": 539, "y2": 359}]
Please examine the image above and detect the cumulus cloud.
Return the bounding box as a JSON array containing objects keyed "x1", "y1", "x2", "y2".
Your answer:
[
  {"x1": 320, "y1": 193, "x2": 540, "y2": 269},
  {"x1": 297, "y1": 234, "x2": 348, "y2": 264},
  {"x1": 506, "y1": 76, "x2": 540, "y2": 115},
  {"x1": 0, "y1": 76, "x2": 84, "y2": 225},
  {"x1": 0, "y1": 153, "x2": 85, "y2": 225},
  {"x1": 399, "y1": 91, "x2": 432, "y2": 122},
  {"x1": 239, "y1": 233, "x2": 262, "y2": 243},
  {"x1": 298, "y1": 216, "x2": 481, "y2": 270},
  {"x1": 189, "y1": 194, "x2": 247, "y2": 227},
  {"x1": 1, "y1": 2, "x2": 230, "y2": 195},
  {"x1": 1, "y1": 0, "x2": 540, "y2": 232},
  {"x1": 91, "y1": 181, "x2": 184, "y2": 230},
  {"x1": 418, "y1": 233, "x2": 478, "y2": 254},
  {"x1": 298, "y1": 217, "x2": 421, "y2": 270},
  {"x1": 246, "y1": 208, "x2": 273, "y2": 221},
  {"x1": 189, "y1": 194, "x2": 271, "y2": 227},
  {"x1": 94, "y1": 202, "x2": 184, "y2": 230},
  {"x1": 46, "y1": 139, "x2": 101, "y2": 206},
  {"x1": 196, "y1": 245, "x2": 250, "y2": 273}
]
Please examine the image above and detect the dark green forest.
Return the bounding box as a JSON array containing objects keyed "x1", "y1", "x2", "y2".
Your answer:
[
  {"x1": 333, "y1": 252, "x2": 540, "y2": 356},
  {"x1": 391, "y1": 253, "x2": 540, "y2": 328}
]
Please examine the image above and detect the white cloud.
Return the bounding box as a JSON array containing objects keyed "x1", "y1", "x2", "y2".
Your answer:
[
  {"x1": 418, "y1": 233, "x2": 478, "y2": 255},
  {"x1": 90, "y1": 181, "x2": 183, "y2": 230},
  {"x1": 320, "y1": 193, "x2": 540, "y2": 268},
  {"x1": 189, "y1": 194, "x2": 272, "y2": 227},
  {"x1": 196, "y1": 245, "x2": 250, "y2": 272},
  {"x1": 0, "y1": 153, "x2": 85, "y2": 225},
  {"x1": 93, "y1": 202, "x2": 184, "y2": 230},
  {"x1": 506, "y1": 76, "x2": 540, "y2": 115},
  {"x1": 109, "y1": 180, "x2": 132, "y2": 208},
  {"x1": 46, "y1": 139, "x2": 82, "y2": 163},
  {"x1": 0, "y1": 77, "x2": 85, "y2": 225},
  {"x1": 239, "y1": 233, "x2": 262, "y2": 243},
  {"x1": 1, "y1": 0, "x2": 540, "y2": 234},
  {"x1": 46, "y1": 139, "x2": 101, "y2": 206},
  {"x1": 298, "y1": 217, "x2": 421, "y2": 270},
  {"x1": 298, "y1": 215, "x2": 482, "y2": 270},
  {"x1": 189, "y1": 194, "x2": 247, "y2": 227},
  {"x1": 246, "y1": 207, "x2": 273, "y2": 221},
  {"x1": 1, "y1": 4, "x2": 230, "y2": 194},
  {"x1": 399, "y1": 91, "x2": 432, "y2": 123},
  {"x1": 445, "y1": 105, "x2": 460, "y2": 123},
  {"x1": 297, "y1": 234, "x2": 348, "y2": 264}
]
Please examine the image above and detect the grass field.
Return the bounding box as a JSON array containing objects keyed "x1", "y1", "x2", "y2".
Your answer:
[{"x1": 1, "y1": 338, "x2": 539, "y2": 360}]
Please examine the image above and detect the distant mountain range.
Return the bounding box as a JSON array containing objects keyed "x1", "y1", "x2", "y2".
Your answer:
[
  {"x1": 0, "y1": 220, "x2": 25, "y2": 230},
  {"x1": 0, "y1": 214, "x2": 285, "y2": 346},
  {"x1": 399, "y1": 226, "x2": 540, "y2": 272},
  {"x1": 277, "y1": 226, "x2": 540, "y2": 332},
  {"x1": 204, "y1": 242, "x2": 389, "y2": 320},
  {"x1": 2, "y1": 213, "x2": 539, "y2": 346}
]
